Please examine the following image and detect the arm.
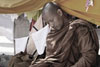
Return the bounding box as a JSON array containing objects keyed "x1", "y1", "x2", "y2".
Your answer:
[{"x1": 71, "y1": 26, "x2": 97, "y2": 67}]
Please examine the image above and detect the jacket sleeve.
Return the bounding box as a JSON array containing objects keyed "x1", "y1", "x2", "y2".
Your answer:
[{"x1": 71, "y1": 26, "x2": 97, "y2": 67}]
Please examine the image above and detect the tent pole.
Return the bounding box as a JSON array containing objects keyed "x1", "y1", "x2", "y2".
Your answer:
[{"x1": 13, "y1": 21, "x2": 16, "y2": 55}]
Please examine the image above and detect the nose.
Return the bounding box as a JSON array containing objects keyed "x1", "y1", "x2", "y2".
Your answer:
[{"x1": 49, "y1": 22, "x2": 54, "y2": 27}]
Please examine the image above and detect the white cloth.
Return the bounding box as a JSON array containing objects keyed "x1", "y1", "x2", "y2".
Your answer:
[
  {"x1": 96, "y1": 29, "x2": 100, "y2": 55},
  {"x1": 15, "y1": 36, "x2": 28, "y2": 54},
  {"x1": 32, "y1": 25, "x2": 50, "y2": 55}
]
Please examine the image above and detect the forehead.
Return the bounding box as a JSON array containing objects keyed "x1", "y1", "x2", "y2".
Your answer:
[{"x1": 42, "y1": 11, "x2": 57, "y2": 20}]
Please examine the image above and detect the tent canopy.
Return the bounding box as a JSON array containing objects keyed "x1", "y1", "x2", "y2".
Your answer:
[{"x1": 0, "y1": 0, "x2": 100, "y2": 25}]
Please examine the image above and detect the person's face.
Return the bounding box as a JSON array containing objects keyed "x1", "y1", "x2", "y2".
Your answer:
[{"x1": 42, "y1": 9, "x2": 64, "y2": 31}]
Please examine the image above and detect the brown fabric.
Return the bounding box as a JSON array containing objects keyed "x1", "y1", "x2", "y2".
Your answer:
[
  {"x1": 29, "y1": 19, "x2": 99, "y2": 67},
  {"x1": 8, "y1": 52, "x2": 32, "y2": 67}
]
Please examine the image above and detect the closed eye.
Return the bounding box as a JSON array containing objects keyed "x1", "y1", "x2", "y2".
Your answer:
[{"x1": 49, "y1": 20, "x2": 53, "y2": 22}]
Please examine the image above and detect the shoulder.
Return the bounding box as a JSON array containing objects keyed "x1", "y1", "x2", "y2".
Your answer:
[
  {"x1": 69, "y1": 19, "x2": 89, "y2": 28},
  {"x1": 69, "y1": 19, "x2": 91, "y2": 34}
]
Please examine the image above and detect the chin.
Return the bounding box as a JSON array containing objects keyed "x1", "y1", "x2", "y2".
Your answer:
[{"x1": 56, "y1": 27, "x2": 62, "y2": 30}]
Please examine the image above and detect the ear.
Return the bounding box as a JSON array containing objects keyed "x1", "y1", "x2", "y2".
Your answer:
[{"x1": 57, "y1": 9, "x2": 63, "y2": 16}]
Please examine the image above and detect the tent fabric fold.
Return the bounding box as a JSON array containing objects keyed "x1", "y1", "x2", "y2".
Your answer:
[
  {"x1": 0, "y1": 0, "x2": 100, "y2": 25},
  {"x1": 55, "y1": 0, "x2": 100, "y2": 25},
  {"x1": 0, "y1": 0, "x2": 52, "y2": 13}
]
